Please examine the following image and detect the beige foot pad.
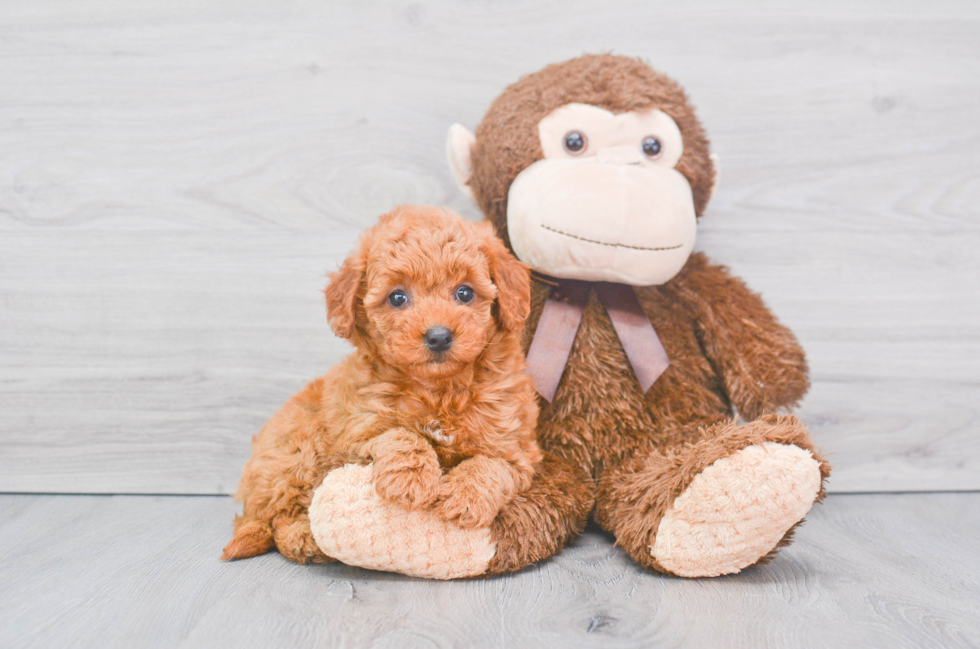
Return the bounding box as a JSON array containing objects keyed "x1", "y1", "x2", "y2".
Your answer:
[
  {"x1": 309, "y1": 464, "x2": 495, "y2": 580},
  {"x1": 651, "y1": 442, "x2": 822, "y2": 578}
]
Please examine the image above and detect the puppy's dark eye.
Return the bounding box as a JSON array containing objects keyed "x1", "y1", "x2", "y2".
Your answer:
[
  {"x1": 455, "y1": 285, "x2": 475, "y2": 304},
  {"x1": 641, "y1": 136, "x2": 662, "y2": 159},
  {"x1": 388, "y1": 290, "x2": 408, "y2": 308},
  {"x1": 563, "y1": 131, "x2": 587, "y2": 155}
]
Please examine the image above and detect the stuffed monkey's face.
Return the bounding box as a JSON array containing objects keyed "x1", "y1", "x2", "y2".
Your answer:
[
  {"x1": 449, "y1": 102, "x2": 702, "y2": 287},
  {"x1": 506, "y1": 103, "x2": 697, "y2": 286}
]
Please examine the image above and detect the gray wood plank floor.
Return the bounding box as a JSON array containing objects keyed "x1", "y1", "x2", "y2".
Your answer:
[
  {"x1": 2, "y1": 0, "x2": 979, "y2": 495},
  {"x1": 1, "y1": 493, "x2": 978, "y2": 648}
]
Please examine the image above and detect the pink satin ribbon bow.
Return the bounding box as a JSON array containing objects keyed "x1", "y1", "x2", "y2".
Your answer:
[{"x1": 525, "y1": 280, "x2": 670, "y2": 402}]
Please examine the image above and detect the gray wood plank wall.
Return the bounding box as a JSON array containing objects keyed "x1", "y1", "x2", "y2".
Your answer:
[{"x1": 1, "y1": 0, "x2": 978, "y2": 494}]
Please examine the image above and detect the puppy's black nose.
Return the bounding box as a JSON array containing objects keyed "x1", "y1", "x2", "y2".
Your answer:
[{"x1": 424, "y1": 326, "x2": 453, "y2": 353}]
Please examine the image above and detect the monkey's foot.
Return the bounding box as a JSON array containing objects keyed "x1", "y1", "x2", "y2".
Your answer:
[
  {"x1": 309, "y1": 463, "x2": 496, "y2": 579},
  {"x1": 650, "y1": 442, "x2": 822, "y2": 577}
]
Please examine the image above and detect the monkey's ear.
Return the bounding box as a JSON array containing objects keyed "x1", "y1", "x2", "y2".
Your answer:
[
  {"x1": 709, "y1": 153, "x2": 720, "y2": 202},
  {"x1": 446, "y1": 123, "x2": 476, "y2": 201},
  {"x1": 324, "y1": 247, "x2": 365, "y2": 339},
  {"x1": 484, "y1": 227, "x2": 531, "y2": 332}
]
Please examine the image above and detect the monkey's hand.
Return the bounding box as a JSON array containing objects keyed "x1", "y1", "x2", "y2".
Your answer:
[{"x1": 668, "y1": 255, "x2": 809, "y2": 420}]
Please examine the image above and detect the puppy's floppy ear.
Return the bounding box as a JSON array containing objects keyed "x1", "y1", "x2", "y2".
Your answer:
[
  {"x1": 483, "y1": 225, "x2": 531, "y2": 332},
  {"x1": 324, "y1": 245, "x2": 365, "y2": 339}
]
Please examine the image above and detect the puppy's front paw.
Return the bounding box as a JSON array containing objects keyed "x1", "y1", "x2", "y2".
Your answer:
[
  {"x1": 372, "y1": 454, "x2": 442, "y2": 510},
  {"x1": 434, "y1": 475, "x2": 501, "y2": 529}
]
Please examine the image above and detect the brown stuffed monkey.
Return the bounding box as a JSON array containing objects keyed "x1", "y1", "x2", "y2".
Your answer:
[{"x1": 306, "y1": 54, "x2": 830, "y2": 579}]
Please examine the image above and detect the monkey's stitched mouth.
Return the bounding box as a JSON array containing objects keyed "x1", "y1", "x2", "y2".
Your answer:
[
  {"x1": 540, "y1": 224, "x2": 683, "y2": 252},
  {"x1": 593, "y1": 159, "x2": 643, "y2": 166}
]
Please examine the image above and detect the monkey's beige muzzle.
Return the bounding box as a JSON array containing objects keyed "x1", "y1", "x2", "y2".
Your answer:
[{"x1": 506, "y1": 158, "x2": 697, "y2": 286}]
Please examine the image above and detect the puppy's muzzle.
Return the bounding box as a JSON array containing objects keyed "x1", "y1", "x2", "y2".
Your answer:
[{"x1": 424, "y1": 326, "x2": 453, "y2": 353}]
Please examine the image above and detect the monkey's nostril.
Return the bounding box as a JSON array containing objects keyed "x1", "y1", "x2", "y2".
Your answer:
[{"x1": 424, "y1": 326, "x2": 453, "y2": 353}]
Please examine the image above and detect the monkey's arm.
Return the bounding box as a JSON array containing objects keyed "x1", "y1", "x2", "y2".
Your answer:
[{"x1": 678, "y1": 254, "x2": 809, "y2": 420}]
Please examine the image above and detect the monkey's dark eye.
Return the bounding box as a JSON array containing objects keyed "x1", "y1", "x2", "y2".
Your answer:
[
  {"x1": 388, "y1": 290, "x2": 408, "y2": 308},
  {"x1": 563, "y1": 131, "x2": 587, "y2": 155},
  {"x1": 641, "y1": 136, "x2": 663, "y2": 159},
  {"x1": 455, "y1": 285, "x2": 475, "y2": 304}
]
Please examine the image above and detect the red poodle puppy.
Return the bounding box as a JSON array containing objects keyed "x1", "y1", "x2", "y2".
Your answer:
[{"x1": 222, "y1": 205, "x2": 540, "y2": 564}]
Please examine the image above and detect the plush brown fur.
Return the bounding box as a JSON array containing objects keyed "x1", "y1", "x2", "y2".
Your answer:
[
  {"x1": 222, "y1": 205, "x2": 542, "y2": 563},
  {"x1": 461, "y1": 54, "x2": 831, "y2": 576},
  {"x1": 594, "y1": 414, "x2": 830, "y2": 572}
]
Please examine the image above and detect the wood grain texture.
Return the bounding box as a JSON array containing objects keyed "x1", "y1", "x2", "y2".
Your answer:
[
  {"x1": 1, "y1": 0, "x2": 979, "y2": 493},
  {"x1": 1, "y1": 493, "x2": 978, "y2": 648}
]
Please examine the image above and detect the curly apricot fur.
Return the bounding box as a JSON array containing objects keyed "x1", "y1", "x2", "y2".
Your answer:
[{"x1": 222, "y1": 205, "x2": 541, "y2": 563}]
